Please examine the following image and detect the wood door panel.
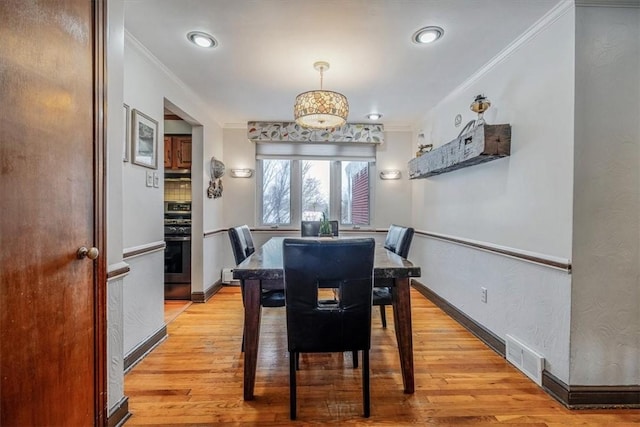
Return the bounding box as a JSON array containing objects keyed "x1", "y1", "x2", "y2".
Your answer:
[{"x1": 0, "y1": 1, "x2": 100, "y2": 425}]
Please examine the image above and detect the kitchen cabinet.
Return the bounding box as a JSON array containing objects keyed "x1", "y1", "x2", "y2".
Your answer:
[{"x1": 164, "y1": 135, "x2": 192, "y2": 169}]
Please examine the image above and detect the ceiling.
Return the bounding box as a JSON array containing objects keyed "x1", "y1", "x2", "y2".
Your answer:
[{"x1": 124, "y1": 0, "x2": 563, "y2": 129}]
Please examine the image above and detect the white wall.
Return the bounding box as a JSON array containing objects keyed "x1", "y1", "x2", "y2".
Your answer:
[
  {"x1": 375, "y1": 130, "x2": 414, "y2": 228},
  {"x1": 122, "y1": 33, "x2": 224, "y2": 357},
  {"x1": 571, "y1": 4, "x2": 640, "y2": 385},
  {"x1": 122, "y1": 251, "x2": 165, "y2": 352},
  {"x1": 410, "y1": 5, "x2": 575, "y2": 382},
  {"x1": 222, "y1": 128, "x2": 257, "y2": 229}
]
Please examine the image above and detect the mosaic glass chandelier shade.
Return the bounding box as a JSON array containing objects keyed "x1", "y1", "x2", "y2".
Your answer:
[{"x1": 294, "y1": 62, "x2": 349, "y2": 130}]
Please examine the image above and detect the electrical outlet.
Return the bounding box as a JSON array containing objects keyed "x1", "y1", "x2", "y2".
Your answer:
[
  {"x1": 153, "y1": 172, "x2": 160, "y2": 188},
  {"x1": 481, "y1": 287, "x2": 488, "y2": 303}
]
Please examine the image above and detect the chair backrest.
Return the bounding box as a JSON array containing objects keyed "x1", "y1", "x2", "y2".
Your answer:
[
  {"x1": 300, "y1": 220, "x2": 339, "y2": 237},
  {"x1": 383, "y1": 224, "x2": 414, "y2": 259},
  {"x1": 283, "y1": 238, "x2": 375, "y2": 353},
  {"x1": 228, "y1": 225, "x2": 256, "y2": 265}
]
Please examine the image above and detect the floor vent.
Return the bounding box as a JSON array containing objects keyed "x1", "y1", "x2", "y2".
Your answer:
[{"x1": 505, "y1": 334, "x2": 545, "y2": 386}]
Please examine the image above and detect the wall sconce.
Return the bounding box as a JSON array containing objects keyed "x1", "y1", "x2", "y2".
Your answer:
[
  {"x1": 379, "y1": 169, "x2": 401, "y2": 180},
  {"x1": 230, "y1": 168, "x2": 254, "y2": 178}
]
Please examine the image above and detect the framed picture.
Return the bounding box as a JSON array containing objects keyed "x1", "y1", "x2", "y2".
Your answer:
[
  {"x1": 131, "y1": 109, "x2": 158, "y2": 169},
  {"x1": 123, "y1": 103, "x2": 130, "y2": 162}
]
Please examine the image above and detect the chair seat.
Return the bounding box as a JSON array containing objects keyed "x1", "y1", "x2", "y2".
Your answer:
[{"x1": 261, "y1": 290, "x2": 285, "y2": 307}]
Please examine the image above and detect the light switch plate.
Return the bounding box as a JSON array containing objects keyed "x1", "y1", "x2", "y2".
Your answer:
[
  {"x1": 153, "y1": 172, "x2": 160, "y2": 188},
  {"x1": 145, "y1": 170, "x2": 153, "y2": 187}
]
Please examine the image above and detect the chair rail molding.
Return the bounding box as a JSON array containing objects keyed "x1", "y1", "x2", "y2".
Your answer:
[
  {"x1": 415, "y1": 230, "x2": 571, "y2": 272},
  {"x1": 123, "y1": 241, "x2": 166, "y2": 260}
]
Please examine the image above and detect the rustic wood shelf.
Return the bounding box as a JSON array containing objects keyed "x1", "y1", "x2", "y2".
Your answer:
[{"x1": 408, "y1": 124, "x2": 511, "y2": 179}]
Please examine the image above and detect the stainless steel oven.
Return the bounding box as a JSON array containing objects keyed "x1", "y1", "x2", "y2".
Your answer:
[{"x1": 164, "y1": 201, "x2": 191, "y2": 300}]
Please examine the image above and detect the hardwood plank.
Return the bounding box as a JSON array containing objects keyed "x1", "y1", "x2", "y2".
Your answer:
[{"x1": 125, "y1": 286, "x2": 640, "y2": 425}]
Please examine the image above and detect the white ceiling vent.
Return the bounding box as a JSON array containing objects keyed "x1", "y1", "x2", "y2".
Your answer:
[{"x1": 506, "y1": 334, "x2": 545, "y2": 386}]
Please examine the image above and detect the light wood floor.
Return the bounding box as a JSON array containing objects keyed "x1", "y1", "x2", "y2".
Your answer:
[
  {"x1": 125, "y1": 286, "x2": 639, "y2": 425},
  {"x1": 164, "y1": 300, "x2": 192, "y2": 324}
]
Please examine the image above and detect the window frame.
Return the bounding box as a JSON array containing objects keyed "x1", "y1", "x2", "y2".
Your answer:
[{"x1": 256, "y1": 158, "x2": 375, "y2": 229}]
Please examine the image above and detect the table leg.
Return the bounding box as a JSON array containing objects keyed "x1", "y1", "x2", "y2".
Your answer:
[
  {"x1": 243, "y1": 279, "x2": 262, "y2": 400},
  {"x1": 392, "y1": 277, "x2": 414, "y2": 393}
]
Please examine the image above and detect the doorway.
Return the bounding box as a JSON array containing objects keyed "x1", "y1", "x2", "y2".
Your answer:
[{"x1": 163, "y1": 108, "x2": 194, "y2": 302}]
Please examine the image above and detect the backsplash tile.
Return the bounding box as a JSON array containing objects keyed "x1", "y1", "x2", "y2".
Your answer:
[{"x1": 164, "y1": 180, "x2": 191, "y2": 202}]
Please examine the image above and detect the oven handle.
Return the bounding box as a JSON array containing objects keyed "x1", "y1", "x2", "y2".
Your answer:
[{"x1": 165, "y1": 236, "x2": 192, "y2": 242}]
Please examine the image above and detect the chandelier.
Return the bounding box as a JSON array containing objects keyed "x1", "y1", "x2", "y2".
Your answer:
[{"x1": 294, "y1": 61, "x2": 349, "y2": 130}]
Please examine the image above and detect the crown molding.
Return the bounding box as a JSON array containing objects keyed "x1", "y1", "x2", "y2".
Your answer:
[
  {"x1": 576, "y1": 0, "x2": 640, "y2": 7},
  {"x1": 442, "y1": 0, "x2": 574, "y2": 104},
  {"x1": 124, "y1": 31, "x2": 221, "y2": 127},
  {"x1": 125, "y1": 31, "x2": 196, "y2": 99}
]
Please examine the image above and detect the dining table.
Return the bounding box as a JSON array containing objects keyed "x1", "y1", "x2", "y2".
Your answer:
[{"x1": 233, "y1": 236, "x2": 422, "y2": 401}]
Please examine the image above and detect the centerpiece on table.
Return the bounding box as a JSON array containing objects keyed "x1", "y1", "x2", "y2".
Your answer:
[{"x1": 318, "y1": 212, "x2": 333, "y2": 238}]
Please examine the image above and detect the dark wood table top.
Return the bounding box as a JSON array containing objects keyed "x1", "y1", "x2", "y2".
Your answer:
[{"x1": 233, "y1": 236, "x2": 421, "y2": 281}]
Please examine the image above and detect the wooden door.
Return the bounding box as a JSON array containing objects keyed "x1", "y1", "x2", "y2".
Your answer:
[{"x1": 0, "y1": 1, "x2": 106, "y2": 425}]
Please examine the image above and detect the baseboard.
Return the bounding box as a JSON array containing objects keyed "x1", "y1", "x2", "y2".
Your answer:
[
  {"x1": 123, "y1": 326, "x2": 167, "y2": 372},
  {"x1": 411, "y1": 280, "x2": 505, "y2": 355},
  {"x1": 192, "y1": 280, "x2": 223, "y2": 303},
  {"x1": 107, "y1": 396, "x2": 131, "y2": 427},
  {"x1": 412, "y1": 279, "x2": 640, "y2": 408},
  {"x1": 543, "y1": 372, "x2": 640, "y2": 408}
]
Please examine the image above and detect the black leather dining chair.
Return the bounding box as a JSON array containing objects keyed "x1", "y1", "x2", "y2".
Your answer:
[
  {"x1": 228, "y1": 225, "x2": 254, "y2": 265},
  {"x1": 283, "y1": 238, "x2": 375, "y2": 420},
  {"x1": 300, "y1": 220, "x2": 339, "y2": 237},
  {"x1": 228, "y1": 225, "x2": 284, "y2": 308},
  {"x1": 228, "y1": 225, "x2": 285, "y2": 350},
  {"x1": 373, "y1": 224, "x2": 414, "y2": 328}
]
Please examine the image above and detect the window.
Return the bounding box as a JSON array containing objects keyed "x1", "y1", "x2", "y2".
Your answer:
[
  {"x1": 261, "y1": 159, "x2": 291, "y2": 224},
  {"x1": 301, "y1": 160, "x2": 330, "y2": 221},
  {"x1": 341, "y1": 161, "x2": 370, "y2": 225},
  {"x1": 258, "y1": 159, "x2": 372, "y2": 227}
]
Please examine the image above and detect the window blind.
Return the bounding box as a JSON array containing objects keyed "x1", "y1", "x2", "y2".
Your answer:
[{"x1": 255, "y1": 142, "x2": 376, "y2": 162}]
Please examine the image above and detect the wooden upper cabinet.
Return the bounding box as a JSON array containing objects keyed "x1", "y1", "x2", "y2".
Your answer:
[
  {"x1": 164, "y1": 136, "x2": 173, "y2": 168},
  {"x1": 164, "y1": 135, "x2": 192, "y2": 169},
  {"x1": 174, "y1": 136, "x2": 192, "y2": 168}
]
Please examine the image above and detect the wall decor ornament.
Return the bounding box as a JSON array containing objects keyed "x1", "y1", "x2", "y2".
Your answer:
[
  {"x1": 415, "y1": 131, "x2": 433, "y2": 157},
  {"x1": 470, "y1": 94, "x2": 491, "y2": 126},
  {"x1": 455, "y1": 94, "x2": 493, "y2": 139},
  {"x1": 207, "y1": 157, "x2": 225, "y2": 199},
  {"x1": 408, "y1": 123, "x2": 511, "y2": 179},
  {"x1": 131, "y1": 109, "x2": 158, "y2": 169}
]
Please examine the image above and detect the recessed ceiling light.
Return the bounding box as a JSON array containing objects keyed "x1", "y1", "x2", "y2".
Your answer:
[
  {"x1": 367, "y1": 113, "x2": 382, "y2": 120},
  {"x1": 187, "y1": 31, "x2": 217, "y2": 48},
  {"x1": 412, "y1": 26, "x2": 444, "y2": 44}
]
